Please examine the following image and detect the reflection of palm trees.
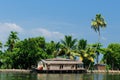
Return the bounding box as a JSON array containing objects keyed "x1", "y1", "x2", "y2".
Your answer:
[
  {"x1": 91, "y1": 14, "x2": 107, "y2": 64},
  {"x1": 95, "y1": 73, "x2": 106, "y2": 80}
]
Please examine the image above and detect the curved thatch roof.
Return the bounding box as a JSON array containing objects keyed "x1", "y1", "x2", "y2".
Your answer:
[{"x1": 41, "y1": 58, "x2": 83, "y2": 65}]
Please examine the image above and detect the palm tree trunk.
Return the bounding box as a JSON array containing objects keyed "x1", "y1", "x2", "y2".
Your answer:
[
  {"x1": 98, "y1": 30, "x2": 101, "y2": 43},
  {"x1": 97, "y1": 30, "x2": 100, "y2": 64},
  {"x1": 95, "y1": 30, "x2": 101, "y2": 70}
]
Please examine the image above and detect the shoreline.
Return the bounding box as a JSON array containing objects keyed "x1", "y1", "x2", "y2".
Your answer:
[
  {"x1": 87, "y1": 70, "x2": 120, "y2": 73},
  {"x1": 0, "y1": 69, "x2": 120, "y2": 74},
  {"x1": 0, "y1": 69, "x2": 31, "y2": 73}
]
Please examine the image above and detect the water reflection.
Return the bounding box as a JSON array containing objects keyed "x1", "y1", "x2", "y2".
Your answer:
[
  {"x1": 0, "y1": 72, "x2": 37, "y2": 80},
  {"x1": 37, "y1": 73, "x2": 120, "y2": 80},
  {"x1": 93, "y1": 73, "x2": 101, "y2": 80},
  {"x1": 0, "y1": 72, "x2": 120, "y2": 80},
  {"x1": 37, "y1": 73, "x2": 93, "y2": 80}
]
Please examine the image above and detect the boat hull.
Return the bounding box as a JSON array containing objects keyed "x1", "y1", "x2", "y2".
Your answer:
[{"x1": 32, "y1": 69, "x2": 87, "y2": 73}]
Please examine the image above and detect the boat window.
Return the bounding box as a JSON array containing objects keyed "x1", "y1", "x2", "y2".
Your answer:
[
  {"x1": 71, "y1": 65, "x2": 74, "y2": 69},
  {"x1": 77, "y1": 64, "x2": 83, "y2": 68},
  {"x1": 60, "y1": 65, "x2": 63, "y2": 69}
]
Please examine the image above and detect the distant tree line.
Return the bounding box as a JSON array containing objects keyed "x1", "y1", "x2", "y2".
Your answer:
[{"x1": 0, "y1": 31, "x2": 120, "y2": 70}]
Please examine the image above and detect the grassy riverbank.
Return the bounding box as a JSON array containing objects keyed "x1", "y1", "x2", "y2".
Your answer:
[
  {"x1": 0, "y1": 69, "x2": 31, "y2": 73},
  {"x1": 87, "y1": 70, "x2": 120, "y2": 73}
]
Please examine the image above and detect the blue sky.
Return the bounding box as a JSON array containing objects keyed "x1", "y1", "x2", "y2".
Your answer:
[{"x1": 0, "y1": 0, "x2": 120, "y2": 47}]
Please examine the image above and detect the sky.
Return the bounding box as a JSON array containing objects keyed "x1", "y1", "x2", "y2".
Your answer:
[{"x1": 0, "y1": 0, "x2": 120, "y2": 47}]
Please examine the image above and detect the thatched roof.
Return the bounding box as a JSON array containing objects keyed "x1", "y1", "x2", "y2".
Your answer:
[{"x1": 41, "y1": 58, "x2": 83, "y2": 65}]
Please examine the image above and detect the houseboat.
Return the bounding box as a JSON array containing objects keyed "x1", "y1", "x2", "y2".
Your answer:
[{"x1": 34, "y1": 58, "x2": 86, "y2": 73}]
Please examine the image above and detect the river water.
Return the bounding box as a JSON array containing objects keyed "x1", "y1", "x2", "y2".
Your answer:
[{"x1": 0, "y1": 72, "x2": 120, "y2": 80}]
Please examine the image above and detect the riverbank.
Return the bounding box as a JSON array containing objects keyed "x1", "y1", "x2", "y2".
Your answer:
[
  {"x1": 0, "y1": 69, "x2": 120, "y2": 74},
  {"x1": 0, "y1": 69, "x2": 31, "y2": 73},
  {"x1": 87, "y1": 70, "x2": 120, "y2": 73}
]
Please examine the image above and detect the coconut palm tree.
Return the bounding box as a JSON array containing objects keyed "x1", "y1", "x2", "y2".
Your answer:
[
  {"x1": 78, "y1": 39, "x2": 87, "y2": 50},
  {"x1": 61, "y1": 35, "x2": 77, "y2": 50},
  {"x1": 77, "y1": 40, "x2": 95, "y2": 69},
  {"x1": 5, "y1": 31, "x2": 19, "y2": 51},
  {"x1": 91, "y1": 14, "x2": 107, "y2": 64},
  {"x1": 61, "y1": 35, "x2": 77, "y2": 59},
  {"x1": 77, "y1": 39, "x2": 87, "y2": 61},
  {"x1": 91, "y1": 14, "x2": 107, "y2": 40}
]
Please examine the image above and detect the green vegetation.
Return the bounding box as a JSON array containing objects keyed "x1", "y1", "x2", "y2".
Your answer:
[
  {"x1": 0, "y1": 14, "x2": 120, "y2": 70},
  {"x1": 0, "y1": 31, "x2": 120, "y2": 70},
  {"x1": 102, "y1": 43, "x2": 120, "y2": 70}
]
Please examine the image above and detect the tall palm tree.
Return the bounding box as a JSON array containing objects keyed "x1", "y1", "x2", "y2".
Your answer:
[
  {"x1": 91, "y1": 14, "x2": 107, "y2": 40},
  {"x1": 5, "y1": 31, "x2": 19, "y2": 51},
  {"x1": 91, "y1": 14, "x2": 107, "y2": 64}
]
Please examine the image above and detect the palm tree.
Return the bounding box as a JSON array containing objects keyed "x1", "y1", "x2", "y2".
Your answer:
[
  {"x1": 61, "y1": 35, "x2": 77, "y2": 59},
  {"x1": 5, "y1": 31, "x2": 19, "y2": 51},
  {"x1": 91, "y1": 14, "x2": 107, "y2": 40},
  {"x1": 46, "y1": 41, "x2": 61, "y2": 57},
  {"x1": 92, "y1": 43, "x2": 103, "y2": 64},
  {"x1": 91, "y1": 14, "x2": 107, "y2": 64},
  {"x1": 77, "y1": 39, "x2": 87, "y2": 61},
  {"x1": 77, "y1": 40, "x2": 95, "y2": 69},
  {"x1": 61, "y1": 35, "x2": 77, "y2": 50},
  {"x1": 78, "y1": 39, "x2": 87, "y2": 50},
  {"x1": 0, "y1": 41, "x2": 2, "y2": 49}
]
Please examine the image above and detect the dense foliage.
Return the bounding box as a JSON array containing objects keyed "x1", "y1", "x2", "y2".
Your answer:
[
  {"x1": 0, "y1": 31, "x2": 120, "y2": 70},
  {"x1": 102, "y1": 43, "x2": 120, "y2": 70}
]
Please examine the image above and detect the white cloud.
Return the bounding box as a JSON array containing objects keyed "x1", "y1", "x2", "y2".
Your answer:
[
  {"x1": 0, "y1": 23, "x2": 24, "y2": 42},
  {"x1": 0, "y1": 23, "x2": 23, "y2": 32},
  {"x1": 31, "y1": 28, "x2": 64, "y2": 41},
  {"x1": 36, "y1": 28, "x2": 52, "y2": 37},
  {"x1": 0, "y1": 23, "x2": 64, "y2": 43}
]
